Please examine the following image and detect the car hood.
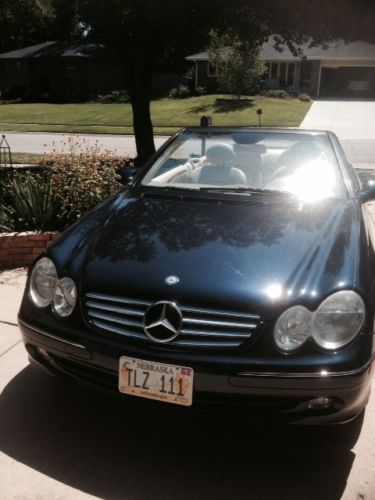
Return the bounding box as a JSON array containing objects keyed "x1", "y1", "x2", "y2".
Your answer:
[{"x1": 52, "y1": 190, "x2": 360, "y2": 319}]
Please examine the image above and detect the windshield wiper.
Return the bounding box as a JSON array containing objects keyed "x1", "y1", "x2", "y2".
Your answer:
[
  {"x1": 144, "y1": 185, "x2": 197, "y2": 192},
  {"x1": 199, "y1": 186, "x2": 291, "y2": 196}
]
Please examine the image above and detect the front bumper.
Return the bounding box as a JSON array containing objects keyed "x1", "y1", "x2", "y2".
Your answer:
[{"x1": 19, "y1": 318, "x2": 374, "y2": 424}]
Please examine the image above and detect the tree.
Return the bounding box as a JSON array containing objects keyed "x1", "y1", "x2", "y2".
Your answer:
[
  {"x1": 0, "y1": 0, "x2": 54, "y2": 53},
  {"x1": 208, "y1": 31, "x2": 266, "y2": 99},
  {"x1": 77, "y1": 0, "x2": 276, "y2": 164},
  {"x1": 0, "y1": 0, "x2": 79, "y2": 53},
  {"x1": 1, "y1": 0, "x2": 374, "y2": 164},
  {"x1": 76, "y1": 0, "x2": 375, "y2": 164}
]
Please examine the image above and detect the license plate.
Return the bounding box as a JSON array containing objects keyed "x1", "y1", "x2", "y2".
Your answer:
[{"x1": 119, "y1": 356, "x2": 194, "y2": 406}]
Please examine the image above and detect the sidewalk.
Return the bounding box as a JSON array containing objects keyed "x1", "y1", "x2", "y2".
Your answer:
[
  {"x1": 2, "y1": 129, "x2": 374, "y2": 168},
  {"x1": 0, "y1": 131, "x2": 169, "y2": 157}
]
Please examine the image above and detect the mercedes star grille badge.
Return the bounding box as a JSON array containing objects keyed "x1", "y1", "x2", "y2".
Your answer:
[{"x1": 143, "y1": 301, "x2": 183, "y2": 343}]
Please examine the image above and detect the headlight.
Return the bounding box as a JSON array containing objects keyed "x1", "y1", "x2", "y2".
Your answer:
[
  {"x1": 274, "y1": 306, "x2": 311, "y2": 352},
  {"x1": 29, "y1": 257, "x2": 58, "y2": 308},
  {"x1": 53, "y1": 277, "x2": 77, "y2": 317},
  {"x1": 311, "y1": 291, "x2": 365, "y2": 350}
]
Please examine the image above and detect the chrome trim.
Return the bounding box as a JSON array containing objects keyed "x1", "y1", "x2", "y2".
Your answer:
[
  {"x1": 183, "y1": 317, "x2": 257, "y2": 329},
  {"x1": 180, "y1": 305, "x2": 260, "y2": 320},
  {"x1": 86, "y1": 300, "x2": 144, "y2": 317},
  {"x1": 84, "y1": 292, "x2": 260, "y2": 349},
  {"x1": 87, "y1": 310, "x2": 143, "y2": 329},
  {"x1": 172, "y1": 339, "x2": 239, "y2": 348},
  {"x1": 86, "y1": 293, "x2": 151, "y2": 307},
  {"x1": 238, "y1": 355, "x2": 375, "y2": 379},
  {"x1": 18, "y1": 319, "x2": 87, "y2": 350},
  {"x1": 181, "y1": 328, "x2": 249, "y2": 338},
  {"x1": 91, "y1": 319, "x2": 145, "y2": 340}
]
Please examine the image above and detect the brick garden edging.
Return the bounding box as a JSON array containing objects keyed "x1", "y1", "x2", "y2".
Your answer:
[{"x1": 0, "y1": 232, "x2": 60, "y2": 269}]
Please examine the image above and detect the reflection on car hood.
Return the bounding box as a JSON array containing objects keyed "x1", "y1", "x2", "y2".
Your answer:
[{"x1": 51, "y1": 190, "x2": 360, "y2": 319}]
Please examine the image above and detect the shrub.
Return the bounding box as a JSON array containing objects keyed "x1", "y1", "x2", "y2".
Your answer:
[
  {"x1": 168, "y1": 85, "x2": 191, "y2": 99},
  {"x1": 298, "y1": 93, "x2": 312, "y2": 102},
  {"x1": 0, "y1": 137, "x2": 135, "y2": 232},
  {"x1": 195, "y1": 86, "x2": 207, "y2": 96},
  {"x1": 262, "y1": 89, "x2": 290, "y2": 99},
  {"x1": 0, "y1": 170, "x2": 61, "y2": 232},
  {"x1": 42, "y1": 137, "x2": 133, "y2": 225},
  {"x1": 0, "y1": 206, "x2": 14, "y2": 232},
  {"x1": 96, "y1": 89, "x2": 130, "y2": 103},
  {"x1": 0, "y1": 166, "x2": 46, "y2": 214}
]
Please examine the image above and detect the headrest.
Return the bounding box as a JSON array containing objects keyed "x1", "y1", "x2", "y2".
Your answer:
[
  {"x1": 206, "y1": 144, "x2": 235, "y2": 165},
  {"x1": 280, "y1": 141, "x2": 322, "y2": 166},
  {"x1": 234, "y1": 143, "x2": 267, "y2": 155}
]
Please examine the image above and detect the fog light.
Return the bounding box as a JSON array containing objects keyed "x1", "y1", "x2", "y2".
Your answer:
[
  {"x1": 36, "y1": 347, "x2": 51, "y2": 361},
  {"x1": 307, "y1": 397, "x2": 333, "y2": 410}
]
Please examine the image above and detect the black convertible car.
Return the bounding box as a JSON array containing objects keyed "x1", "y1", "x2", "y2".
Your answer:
[{"x1": 18, "y1": 127, "x2": 375, "y2": 424}]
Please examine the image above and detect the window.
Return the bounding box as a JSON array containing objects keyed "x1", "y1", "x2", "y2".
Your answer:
[
  {"x1": 279, "y1": 63, "x2": 287, "y2": 86},
  {"x1": 268, "y1": 62, "x2": 297, "y2": 87},
  {"x1": 270, "y1": 63, "x2": 278, "y2": 79},
  {"x1": 287, "y1": 63, "x2": 296, "y2": 87},
  {"x1": 300, "y1": 61, "x2": 312, "y2": 85},
  {"x1": 207, "y1": 62, "x2": 218, "y2": 77},
  {"x1": 65, "y1": 62, "x2": 77, "y2": 79},
  {"x1": 140, "y1": 130, "x2": 344, "y2": 200}
]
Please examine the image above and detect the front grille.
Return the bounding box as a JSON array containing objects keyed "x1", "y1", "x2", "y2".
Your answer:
[{"x1": 84, "y1": 292, "x2": 261, "y2": 349}]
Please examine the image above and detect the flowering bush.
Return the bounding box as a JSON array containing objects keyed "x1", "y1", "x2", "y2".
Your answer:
[
  {"x1": 41, "y1": 136, "x2": 134, "y2": 225},
  {"x1": 0, "y1": 137, "x2": 134, "y2": 232}
]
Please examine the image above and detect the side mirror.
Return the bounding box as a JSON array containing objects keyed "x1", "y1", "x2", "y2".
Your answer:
[
  {"x1": 116, "y1": 167, "x2": 137, "y2": 186},
  {"x1": 360, "y1": 179, "x2": 375, "y2": 202}
]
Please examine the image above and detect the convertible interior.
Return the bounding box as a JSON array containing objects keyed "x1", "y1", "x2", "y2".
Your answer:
[{"x1": 148, "y1": 138, "x2": 336, "y2": 193}]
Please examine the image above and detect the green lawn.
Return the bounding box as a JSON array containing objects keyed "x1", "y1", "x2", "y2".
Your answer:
[{"x1": 0, "y1": 95, "x2": 311, "y2": 136}]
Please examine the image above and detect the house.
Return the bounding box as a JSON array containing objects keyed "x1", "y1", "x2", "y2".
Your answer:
[
  {"x1": 0, "y1": 41, "x2": 126, "y2": 101},
  {"x1": 186, "y1": 36, "x2": 375, "y2": 98},
  {"x1": 0, "y1": 41, "x2": 185, "y2": 101}
]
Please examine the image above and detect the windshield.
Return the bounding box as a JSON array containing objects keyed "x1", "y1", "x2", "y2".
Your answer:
[{"x1": 141, "y1": 130, "x2": 346, "y2": 201}]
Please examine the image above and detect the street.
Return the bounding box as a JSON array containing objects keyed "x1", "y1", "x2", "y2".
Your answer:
[{"x1": 0, "y1": 269, "x2": 374, "y2": 499}]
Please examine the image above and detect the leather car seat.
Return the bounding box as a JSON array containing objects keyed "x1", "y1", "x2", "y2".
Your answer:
[
  {"x1": 195, "y1": 144, "x2": 247, "y2": 186},
  {"x1": 269, "y1": 141, "x2": 323, "y2": 182}
]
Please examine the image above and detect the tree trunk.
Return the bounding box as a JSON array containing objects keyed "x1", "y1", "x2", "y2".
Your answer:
[{"x1": 129, "y1": 64, "x2": 155, "y2": 166}]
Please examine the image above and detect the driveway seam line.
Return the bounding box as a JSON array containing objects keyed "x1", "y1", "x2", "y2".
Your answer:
[
  {"x1": 0, "y1": 340, "x2": 22, "y2": 358},
  {"x1": 0, "y1": 320, "x2": 18, "y2": 327}
]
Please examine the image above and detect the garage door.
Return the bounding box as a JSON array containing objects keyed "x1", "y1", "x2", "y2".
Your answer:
[{"x1": 320, "y1": 66, "x2": 375, "y2": 97}]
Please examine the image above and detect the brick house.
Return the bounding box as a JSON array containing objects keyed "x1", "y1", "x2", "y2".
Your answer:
[{"x1": 186, "y1": 36, "x2": 375, "y2": 98}]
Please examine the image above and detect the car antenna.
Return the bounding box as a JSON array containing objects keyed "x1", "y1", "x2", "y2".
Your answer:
[{"x1": 200, "y1": 115, "x2": 212, "y2": 155}]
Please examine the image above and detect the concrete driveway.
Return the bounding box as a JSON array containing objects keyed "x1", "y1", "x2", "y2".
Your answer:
[
  {"x1": 0, "y1": 268, "x2": 375, "y2": 499},
  {"x1": 300, "y1": 100, "x2": 375, "y2": 166}
]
